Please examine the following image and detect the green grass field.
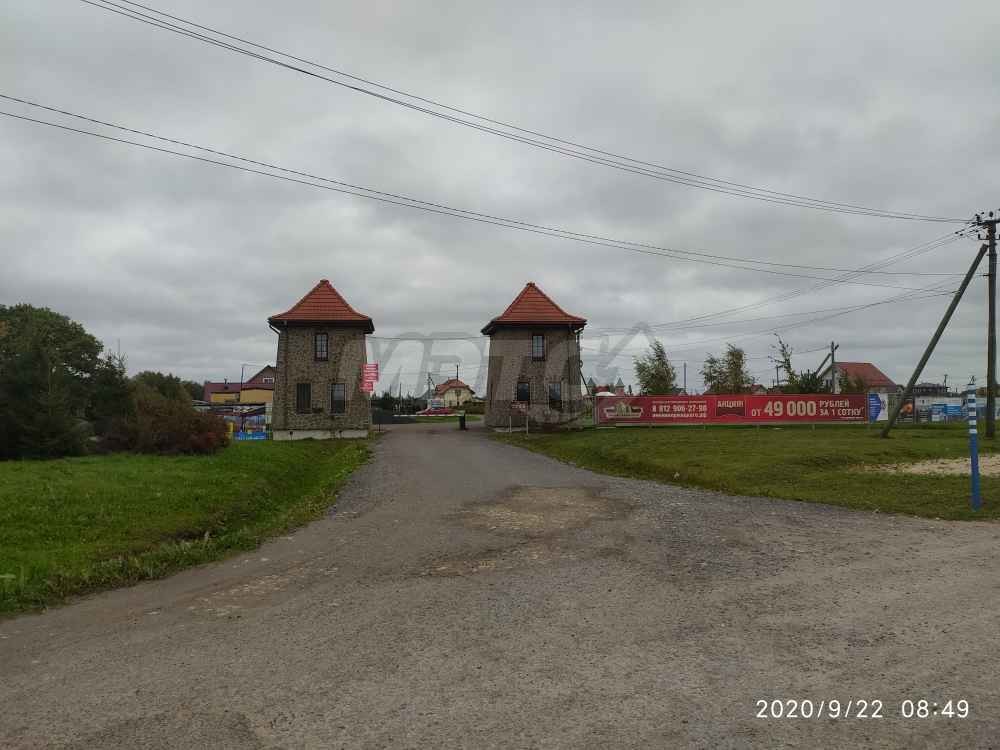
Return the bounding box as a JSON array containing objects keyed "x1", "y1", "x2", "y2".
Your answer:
[
  {"x1": 498, "y1": 424, "x2": 999, "y2": 521},
  {"x1": 0, "y1": 440, "x2": 369, "y2": 614}
]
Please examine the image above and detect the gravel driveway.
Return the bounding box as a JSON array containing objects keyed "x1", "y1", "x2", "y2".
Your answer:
[{"x1": 2, "y1": 422, "x2": 998, "y2": 748}]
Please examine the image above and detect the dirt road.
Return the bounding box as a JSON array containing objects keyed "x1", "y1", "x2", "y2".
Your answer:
[{"x1": 2, "y1": 422, "x2": 998, "y2": 748}]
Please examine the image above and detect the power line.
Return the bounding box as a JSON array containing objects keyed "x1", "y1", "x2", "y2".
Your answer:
[
  {"x1": 0, "y1": 100, "x2": 965, "y2": 291},
  {"x1": 608, "y1": 231, "x2": 970, "y2": 333},
  {"x1": 80, "y1": 0, "x2": 968, "y2": 224},
  {"x1": 578, "y1": 283, "x2": 958, "y2": 359}
]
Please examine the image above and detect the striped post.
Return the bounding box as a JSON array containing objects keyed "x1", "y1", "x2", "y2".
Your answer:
[{"x1": 968, "y1": 382, "x2": 982, "y2": 511}]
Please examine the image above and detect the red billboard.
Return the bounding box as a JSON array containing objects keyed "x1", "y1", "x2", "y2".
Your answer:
[{"x1": 595, "y1": 394, "x2": 868, "y2": 425}]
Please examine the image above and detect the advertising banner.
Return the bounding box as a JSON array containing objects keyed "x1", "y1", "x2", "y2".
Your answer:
[
  {"x1": 596, "y1": 394, "x2": 867, "y2": 425},
  {"x1": 362, "y1": 362, "x2": 379, "y2": 394}
]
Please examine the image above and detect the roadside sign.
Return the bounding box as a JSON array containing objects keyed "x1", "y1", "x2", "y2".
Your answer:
[
  {"x1": 596, "y1": 393, "x2": 868, "y2": 425},
  {"x1": 362, "y1": 363, "x2": 379, "y2": 394}
]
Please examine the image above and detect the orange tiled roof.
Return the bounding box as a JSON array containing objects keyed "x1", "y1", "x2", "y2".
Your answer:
[
  {"x1": 269, "y1": 279, "x2": 374, "y2": 332},
  {"x1": 482, "y1": 282, "x2": 586, "y2": 334},
  {"x1": 434, "y1": 378, "x2": 473, "y2": 396}
]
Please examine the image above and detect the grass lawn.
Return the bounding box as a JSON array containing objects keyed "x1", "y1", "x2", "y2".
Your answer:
[
  {"x1": 498, "y1": 424, "x2": 1000, "y2": 521},
  {"x1": 0, "y1": 440, "x2": 369, "y2": 615}
]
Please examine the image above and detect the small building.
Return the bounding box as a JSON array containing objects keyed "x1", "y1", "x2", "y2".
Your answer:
[
  {"x1": 202, "y1": 365, "x2": 276, "y2": 405},
  {"x1": 482, "y1": 282, "x2": 586, "y2": 429},
  {"x1": 434, "y1": 378, "x2": 475, "y2": 407},
  {"x1": 913, "y1": 382, "x2": 950, "y2": 398},
  {"x1": 818, "y1": 361, "x2": 899, "y2": 394},
  {"x1": 268, "y1": 279, "x2": 374, "y2": 439},
  {"x1": 203, "y1": 380, "x2": 241, "y2": 404}
]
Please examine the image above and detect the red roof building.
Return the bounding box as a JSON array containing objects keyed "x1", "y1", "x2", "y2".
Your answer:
[
  {"x1": 433, "y1": 378, "x2": 475, "y2": 407},
  {"x1": 820, "y1": 361, "x2": 898, "y2": 392},
  {"x1": 481, "y1": 282, "x2": 586, "y2": 335},
  {"x1": 202, "y1": 366, "x2": 276, "y2": 404},
  {"x1": 269, "y1": 279, "x2": 374, "y2": 333},
  {"x1": 433, "y1": 378, "x2": 473, "y2": 397}
]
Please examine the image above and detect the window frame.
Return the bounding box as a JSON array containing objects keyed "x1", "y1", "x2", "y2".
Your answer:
[
  {"x1": 331, "y1": 382, "x2": 347, "y2": 414},
  {"x1": 295, "y1": 382, "x2": 312, "y2": 414},
  {"x1": 548, "y1": 382, "x2": 562, "y2": 411},
  {"x1": 515, "y1": 381, "x2": 531, "y2": 404},
  {"x1": 314, "y1": 332, "x2": 329, "y2": 362},
  {"x1": 531, "y1": 333, "x2": 545, "y2": 362}
]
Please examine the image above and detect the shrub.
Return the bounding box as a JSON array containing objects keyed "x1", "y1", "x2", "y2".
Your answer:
[
  {"x1": 462, "y1": 400, "x2": 486, "y2": 414},
  {"x1": 98, "y1": 384, "x2": 228, "y2": 455}
]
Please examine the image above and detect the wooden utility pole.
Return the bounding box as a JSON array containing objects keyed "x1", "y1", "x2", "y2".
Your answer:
[
  {"x1": 882, "y1": 244, "x2": 988, "y2": 437},
  {"x1": 981, "y1": 214, "x2": 998, "y2": 438}
]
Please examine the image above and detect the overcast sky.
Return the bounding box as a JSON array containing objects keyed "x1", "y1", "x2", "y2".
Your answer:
[{"x1": 3, "y1": 0, "x2": 1000, "y2": 394}]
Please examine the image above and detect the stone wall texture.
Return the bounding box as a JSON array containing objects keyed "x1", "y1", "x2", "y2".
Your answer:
[
  {"x1": 484, "y1": 327, "x2": 583, "y2": 429},
  {"x1": 272, "y1": 324, "x2": 370, "y2": 435}
]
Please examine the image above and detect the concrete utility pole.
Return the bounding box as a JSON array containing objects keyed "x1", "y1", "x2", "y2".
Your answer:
[
  {"x1": 981, "y1": 214, "x2": 998, "y2": 438},
  {"x1": 882, "y1": 244, "x2": 988, "y2": 438},
  {"x1": 830, "y1": 341, "x2": 838, "y2": 394}
]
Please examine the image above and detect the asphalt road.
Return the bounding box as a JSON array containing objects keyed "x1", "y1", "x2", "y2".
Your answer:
[{"x1": 2, "y1": 422, "x2": 999, "y2": 748}]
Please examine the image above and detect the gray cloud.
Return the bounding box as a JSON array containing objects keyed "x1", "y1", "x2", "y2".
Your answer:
[{"x1": 2, "y1": 0, "x2": 1000, "y2": 394}]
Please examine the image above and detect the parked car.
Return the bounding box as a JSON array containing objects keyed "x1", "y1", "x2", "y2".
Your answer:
[{"x1": 417, "y1": 406, "x2": 453, "y2": 416}]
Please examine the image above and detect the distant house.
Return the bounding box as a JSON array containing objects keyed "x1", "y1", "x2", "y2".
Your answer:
[
  {"x1": 818, "y1": 361, "x2": 899, "y2": 394},
  {"x1": 750, "y1": 384, "x2": 768, "y2": 395},
  {"x1": 269, "y1": 279, "x2": 374, "y2": 439},
  {"x1": 913, "y1": 382, "x2": 950, "y2": 397},
  {"x1": 203, "y1": 380, "x2": 241, "y2": 404},
  {"x1": 202, "y1": 365, "x2": 276, "y2": 405},
  {"x1": 482, "y1": 282, "x2": 586, "y2": 429},
  {"x1": 434, "y1": 378, "x2": 475, "y2": 407}
]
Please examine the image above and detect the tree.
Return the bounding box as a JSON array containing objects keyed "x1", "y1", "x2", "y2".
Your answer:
[
  {"x1": 181, "y1": 380, "x2": 203, "y2": 402},
  {"x1": 132, "y1": 371, "x2": 190, "y2": 402},
  {"x1": 11, "y1": 342, "x2": 85, "y2": 458},
  {"x1": 771, "y1": 335, "x2": 826, "y2": 393},
  {"x1": 87, "y1": 352, "x2": 134, "y2": 435},
  {"x1": 0, "y1": 304, "x2": 101, "y2": 406},
  {"x1": 701, "y1": 344, "x2": 755, "y2": 394},
  {"x1": 0, "y1": 305, "x2": 103, "y2": 459},
  {"x1": 838, "y1": 372, "x2": 868, "y2": 394},
  {"x1": 633, "y1": 340, "x2": 677, "y2": 395}
]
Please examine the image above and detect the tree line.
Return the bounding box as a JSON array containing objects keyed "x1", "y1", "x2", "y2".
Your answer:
[
  {"x1": 631, "y1": 335, "x2": 868, "y2": 395},
  {"x1": 0, "y1": 304, "x2": 225, "y2": 460}
]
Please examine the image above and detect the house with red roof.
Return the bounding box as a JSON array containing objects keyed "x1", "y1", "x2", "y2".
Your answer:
[
  {"x1": 818, "y1": 361, "x2": 899, "y2": 394},
  {"x1": 481, "y1": 282, "x2": 586, "y2": 429},
  {"x1": 268, "y1": 279, "x2": 374, "y2": 439},
  {"x1": 433, "y1": 378, "x2": 475, "y2": 408},
  {"x1": 202, "y1": 365, "x2": 276, "y2": 405}
]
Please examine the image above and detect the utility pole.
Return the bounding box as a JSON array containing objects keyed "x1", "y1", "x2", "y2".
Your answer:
[
  {"x1": 980, "y1": 213, "x2": 998, "y2": 438},
  {"x1": 683, "y1": 362, "x2": 687, "y2": 394},
  {"x1": 830, "y1": 341, "x2": 838, "y2": 394},
  {"x1": 882, "y1": 244, "x2": 988, "y2": 437}
]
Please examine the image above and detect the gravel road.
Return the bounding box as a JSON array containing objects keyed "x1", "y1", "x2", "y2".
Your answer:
[{"x1": 2, "y1": 422, "x2": 999, "y2": 748}]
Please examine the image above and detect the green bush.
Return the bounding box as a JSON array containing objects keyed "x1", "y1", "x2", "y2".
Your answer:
[{"x1": 100, "y1": 385, "x2": 228, "y2": 455}]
